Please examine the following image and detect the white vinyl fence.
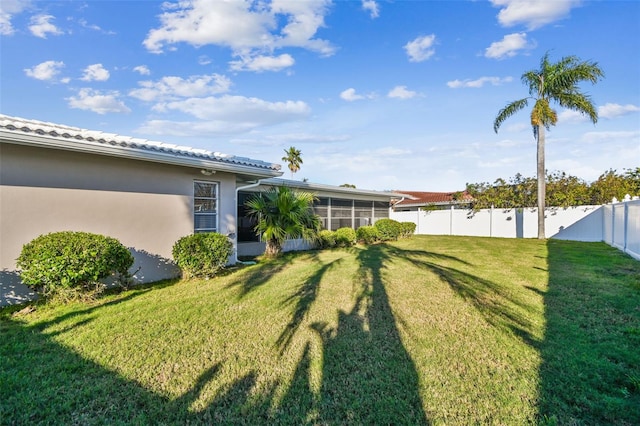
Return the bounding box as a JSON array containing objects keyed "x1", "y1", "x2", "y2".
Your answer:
[
  {"x1": 603, "y1": 199, "x2": 640, "y2": 260},
  {"x1": 391, "y1": 199, "x2": 640, "y2": 260},
  {"x1": 391, "y1": 205, "x2": 603, "y2": 240}
]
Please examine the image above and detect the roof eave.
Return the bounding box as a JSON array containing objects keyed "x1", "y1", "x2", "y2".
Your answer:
[{"x1": 0, "y1": 130, "x2": 283, "y2": 179}]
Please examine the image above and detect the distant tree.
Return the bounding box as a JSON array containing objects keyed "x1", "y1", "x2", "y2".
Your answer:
[
  {"x1": 245, "y1": 186, "x2": 320, "y2": 258},
  {"x1": 282, "y1": 146, "x2": 303, "y2": 179},
  {"x1": 546, "y1": 171, "x2": 590, "y2": 207},
  {"x1": 590, "y1": 168, "x2": 640, "y2": 204},
  {"x1": 339, "y1": 183, "x2": 356, "y2": 188},
  {"x1": 467, "y1": 171, "x2": 590, "y2": 209},
  {"x1": 493, "y1": 52, "x2": 604, "y2": 238}
]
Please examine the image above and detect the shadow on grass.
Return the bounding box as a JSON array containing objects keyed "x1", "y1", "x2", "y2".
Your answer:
[
  {"x1": 224, "y1": 251, "x2": 316, "y2": 298},
  {"x1": 538, "y1": 240, "x2": 640, "y2": 424},
  {"x1": 276, "y1": 244, "x2": 429, "y2": 423},
  {"x1": 276, "y1": 257, "x2": 343, "y2": 353},
  {"x1": 0, "y1": 314, "x2": 280, "y2": 424},
  {"x1": 384, "y1": 244, "x2": 540, "y2": 347}
]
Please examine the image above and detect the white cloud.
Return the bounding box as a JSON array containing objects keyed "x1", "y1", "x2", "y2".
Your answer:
[
  {"x1": 133, "y1": 65, "x2": 151, "y2": 75},
  {"x1": 80, "y1": 63, "x2": 110, "y2": 81},
  {"x1": 404, "y1": 34, "x2": 436, "y2": 62},
  {"x1": 0, "y1": 0, "x2": 30, "y2": 35},
  {"x1": 77, "y1": 18, "x2": 115, "y2": 35},
  {"x1": 362, "y1": 0, "x2": 379, "y2": 19},
  {"x1": 143, "y1": 0, "x2": 334, "y2": 62},
  {"x1": 154, "y1": 95, "x2": 309, "y2": 122},
  {"x1": 340, "y1": 88, "x2": 364, "y2": 101},
  {"x1": 198, "y1": 55, "x2": 212, "y2": 65},
  {"x1": 24, "y1": 60, "x2": 64, "y2": 81},
  {"x1": 558, "y1": 103, "x2": 640, "y2": 123},
  {"x1": 229, "y1": 53, "x2": 295, "y2": 72},
  {"x1": 139, "y1": 95, "x2": 310, "y2": 135},
  {"x1": 558, "y1": 109, "x2": 587, "y2": 123},
  {"x1": 491, "y1": 0, "x2": 581, "y2": 30},
  {"x1": 129, "y1": 74, "x2": 232, "y2": 102},
  {"x1": 387, "y1": 85, "x2": 417, "y2": 99},
  {"x1": 581, "y1": 130, "x2": 640, "y2": 144},
  {"x1": 375, "y1": 147, "x2": 411, "y2": 156},
  {"x1": 67, "y1": 88, "x2": 131, "y2": 114},
  {"x1": 484, "y1": 32, "x2": 533, "y2": 59},
  {"x1": 262, "y1": 132, "x2": 350, "y2": 144},
  {"x1": 598, "y1": 103, "x2": 640, "y2": 119},
  {"x1": 29, "y1": 14, "x2": 63, "y2": 38},
  {"x1": 505, "y1": 122, "x2": 530, "y2": 133},
  {"x1": 447, "y1": 76, "x2": 513, "y2": 88}
]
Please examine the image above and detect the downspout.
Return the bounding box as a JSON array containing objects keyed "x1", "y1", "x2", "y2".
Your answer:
[
  {"x1": 390, "y1": 196, "x2": 405, "y2": 225},
  {"x1": 233, "y1": 179, "x2": 264, "y2": 263}
]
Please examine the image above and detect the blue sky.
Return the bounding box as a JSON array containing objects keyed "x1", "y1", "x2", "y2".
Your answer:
[{"x1": 1, "y1": 0, "x2": 638, "y2": 191}]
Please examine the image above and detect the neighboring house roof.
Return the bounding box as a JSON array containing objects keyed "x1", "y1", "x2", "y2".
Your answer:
[
  {"x1": 257, "y1": 178, "x2": 405, "y2": 200},
  {"x1": 0, "y1": 114, "x2": 283, "y2": 179},
  {"x1": 393, "y1": 190, "x2": 473, "y2": 208}
]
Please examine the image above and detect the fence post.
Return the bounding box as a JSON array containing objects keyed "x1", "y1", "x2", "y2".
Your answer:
[
  {"x1": 490, "y1": 204, "x2": 494, "y2": 237},
  {"x1": 450, "y1": 205, "x2": 454, "y2": 235},
  {"x1": 624, "y1": 201, "x2": 629, "y2": 253}
]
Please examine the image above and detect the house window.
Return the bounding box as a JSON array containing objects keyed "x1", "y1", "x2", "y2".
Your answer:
[{"x1": 194, "y1": 181, "x2": 218, "y2": 233}]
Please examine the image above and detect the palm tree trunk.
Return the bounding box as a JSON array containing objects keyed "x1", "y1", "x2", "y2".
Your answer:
[
  {"x1": 265, "y1": 239, "x2": 282, "y2": 257},
  {"x1": 537, "y1": 125, "x2": 546, "y2": 239}
]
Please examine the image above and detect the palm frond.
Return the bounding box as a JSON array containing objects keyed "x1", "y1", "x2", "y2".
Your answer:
[
  {"x1": 494, "y1": 98, "x2": 529, "y2": 133},
  {"x1": 556, "y1": 92, "x2": 598, "y2": 123}
]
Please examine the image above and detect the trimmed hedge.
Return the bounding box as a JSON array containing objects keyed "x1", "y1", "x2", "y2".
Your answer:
[
  {"x1": 317, "y1": 230, "x2": 337, "y2": 249},
  {"x1": 400, "y1": 222, "x2": 417, "y2": 238},
  {"x1": 17, "y1": 231, "x2": 134, "y2": 297},
  {"x1": 374, "y1": 218, "x2": 403, "y2": 241},
  {"x1": 334, "y1": 227, "x2": 357, "y2": 247},
  {"x1": 172, "y1": 233, "x2": 233, "y2": 279},
  {"x1": 356, "y1": 226, "x2": 379, "y2": 244}
]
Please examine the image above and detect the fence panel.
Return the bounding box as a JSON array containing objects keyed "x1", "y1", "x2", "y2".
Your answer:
[
  {"x1": 390, "y1": 202, "x2": 638, "y2": 261},
  {"x1": 612, "y1": 203, "x2": 627, "y2": 251}
]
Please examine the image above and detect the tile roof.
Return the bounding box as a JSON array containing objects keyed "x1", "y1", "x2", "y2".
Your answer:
[
  {"x1": 394, "y1": 190, "x2": 473, "y2": 206},
  {"x1": 0, "y1": 114, "x2": 282, "y2": 174}
]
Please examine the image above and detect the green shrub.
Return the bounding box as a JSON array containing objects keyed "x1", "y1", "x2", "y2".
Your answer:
[
  {"x1": 172, "y1": 233, "x2": 233, "y2": 279},
  {"x1": 317, "y1": 230, "x2": 336, "y2": 249},
  {"x1": 374, "y1": 218, "x2": 403, "y2": 241},
  {"x1": 400, "y1": 222, "x2": 417, "y2": 238},
  {"x1": 356, "y1": 226, "x2": 379, "y2": 244},
  {"x1": 17, "y1": 231, "x2": 134, "y2": 297},
  {"x1": 334, "y1": 227, "x2": 357, "y2": 247}
]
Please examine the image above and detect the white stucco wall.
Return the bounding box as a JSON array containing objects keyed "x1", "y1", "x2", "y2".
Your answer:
[{"x1": 0, "y1": 143, "x2": 238, "y2": 305}]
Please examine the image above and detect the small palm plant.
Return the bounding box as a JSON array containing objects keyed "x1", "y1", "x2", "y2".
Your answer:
[{"x1": 245, "y1": 186, "x2": 320, "y2": 257}]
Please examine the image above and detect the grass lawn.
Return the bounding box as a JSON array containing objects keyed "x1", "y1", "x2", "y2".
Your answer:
[{"x1": 1, "y1": 236, "x2": 639, "y2": 425}]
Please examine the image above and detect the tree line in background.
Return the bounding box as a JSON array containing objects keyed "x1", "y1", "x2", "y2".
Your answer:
[{"x1": 466, "y1": 168, "x2": 640, "y2": 210}]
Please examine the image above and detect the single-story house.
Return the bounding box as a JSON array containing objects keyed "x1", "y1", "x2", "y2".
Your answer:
[
  {"x1": 0, "y1": 114, "x2": 399, "y2": 305},
  {"x1": 392, "y1": 190, "x2": 473, "y2": 212}
]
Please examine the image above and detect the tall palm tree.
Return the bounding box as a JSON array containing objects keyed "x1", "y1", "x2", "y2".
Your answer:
[
  {"x1": 245, "y1": 186, "x2": 320, "y2": 257},
  {"x1": 282, "y1": 146, "x2": 303, "y2": 179},
  {"x1": 493, "y1": 52, "x2": 604, "y2": 239}
]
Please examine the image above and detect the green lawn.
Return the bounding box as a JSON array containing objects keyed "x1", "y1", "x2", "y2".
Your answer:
[{"x1": 1, "y1": 236, "x2": 639, "y2": 425}]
